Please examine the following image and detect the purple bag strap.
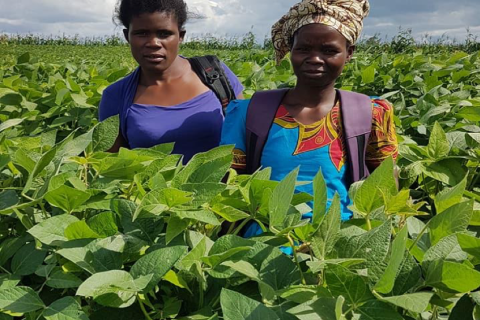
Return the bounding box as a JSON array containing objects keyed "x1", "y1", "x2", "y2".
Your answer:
[
  {"x1": 245, "y1": 89, "x2": 372, "y2": 184},
  {"x1": 337, "y1": 89, "x2": 373, "y2": 184},
  {"x1": 245, "y1": 89, "x2": 289, "y2": 174}
]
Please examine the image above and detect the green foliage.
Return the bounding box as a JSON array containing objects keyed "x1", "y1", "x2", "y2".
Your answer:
[{"x1": 1, "y1": 44, "x2": 480, "y2": 320}]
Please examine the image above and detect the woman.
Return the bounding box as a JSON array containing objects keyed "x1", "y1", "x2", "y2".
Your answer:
[
  {"x1": 221, "y1": 0, "x2": 398, "y2": 237},
  {"x1": 99, "y1": 0, "x2": 243, "y2": 162}
]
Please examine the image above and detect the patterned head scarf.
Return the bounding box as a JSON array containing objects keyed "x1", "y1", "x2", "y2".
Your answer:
[{"x1": 271, "y1": 0, "x2": 370, "y2": 63}]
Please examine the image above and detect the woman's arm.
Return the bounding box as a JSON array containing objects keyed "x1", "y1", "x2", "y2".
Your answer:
[{"x1": 365, "y1": 98, "x2": 399, "y2": 173}]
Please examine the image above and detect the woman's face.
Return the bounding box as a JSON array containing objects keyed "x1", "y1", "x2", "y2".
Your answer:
[
  {"x1": 290, "y1": 24, "x2": 354, "y2": 88},
  {"x1": 125, "y1": 11, "x2": 185, "y2": 74}
]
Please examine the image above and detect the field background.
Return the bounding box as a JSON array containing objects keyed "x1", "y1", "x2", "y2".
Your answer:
[{"x1": 1, "y1": 33, "x2": 480, "y2": 320}]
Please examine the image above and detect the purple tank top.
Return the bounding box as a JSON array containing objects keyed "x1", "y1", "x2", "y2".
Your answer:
[{"x1": 99, "y1": 58, "x2": 243, "y2": 163}]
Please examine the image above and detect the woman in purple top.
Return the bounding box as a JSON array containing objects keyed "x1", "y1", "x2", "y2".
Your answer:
[{"x1": 99, "y1": 0, "x2": 243, "y2": 162}]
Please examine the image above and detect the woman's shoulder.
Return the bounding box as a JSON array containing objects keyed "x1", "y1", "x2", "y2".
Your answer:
[
  {"x1": 226, "y1": 98, "x2": 251, "y2": 113},
  {"x1": 369, "y1": 96, "x2": 394, "y2": 113},
  {"x1": 103, "y1": 67, "x2": 140, "y2": 96}
]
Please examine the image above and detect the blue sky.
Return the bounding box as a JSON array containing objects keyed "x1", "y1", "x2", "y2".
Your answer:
[{"x1": 0, "y1": 0, "x2": 479, "y2": 42}]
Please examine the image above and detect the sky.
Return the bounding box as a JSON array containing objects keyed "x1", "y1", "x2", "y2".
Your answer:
[{"x1": 0, "y1": 0, "x2": 479, "y2": 43}]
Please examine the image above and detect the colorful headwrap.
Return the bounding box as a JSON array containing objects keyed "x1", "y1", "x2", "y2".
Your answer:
[{"x1": 271, "y1": 0, "x2": 370, "y2": 63}]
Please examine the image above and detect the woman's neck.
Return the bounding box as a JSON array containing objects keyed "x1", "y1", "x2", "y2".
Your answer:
[
  {"x1": 139, "y1": 56, "x2": 186, "y2": 86},
  {"x1": 288, "y1": 82, "x2": 337, "y2": 109}
]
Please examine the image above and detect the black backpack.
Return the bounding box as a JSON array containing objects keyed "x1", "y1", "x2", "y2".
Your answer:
[{"x1": 188, "y1": 55, "x2": 237, "y2": 112}]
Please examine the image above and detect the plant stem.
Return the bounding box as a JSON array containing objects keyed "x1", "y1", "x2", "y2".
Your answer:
[
  {"x1": 39, "y1": 202, "x2": 49, "y2": 220},
  {"x1": 226, "y1": 221, "x2": 236, "y2": 235},
  {"x1": 429, "y1": 306, "x2": 438, "y2": 320},
  {"x1": 469, "y1": 165, "x2": 480, "y2": 190},
  {"x1": 465, "y1": 190, "x2": 480, "y2": 202},
  {"x1": 233, "y1": 218, "x2": 251, "y2": 236},
  {"x1": 137, "y1": 296, "x2": 153, "y2": 320},
  {"x1": 365, "y1": 215, "x2": 372, "y2": 231},
  {"x1": 83, "y1": 164, "x2": 89, "y2": 187},
  {"x1": 287, "y1": 233, "x2": 306, "y2": 285},
  {"x1": 0, "y1": 265, "x2": 11, "y2": 275},
  {"x1": 408, "y1": 219, "x2": 431, "y2": 251}
]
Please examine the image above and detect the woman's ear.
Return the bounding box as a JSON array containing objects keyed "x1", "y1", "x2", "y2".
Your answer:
[
  {"x1": 346, "y1": 45, "x2": 355, "y2": 63},
  {"x1": 179, "y1": 30, "x2": 186, "y2": 43},
  {"x1": 123, "y1": 29, "x2": 129, "y2": 42}
]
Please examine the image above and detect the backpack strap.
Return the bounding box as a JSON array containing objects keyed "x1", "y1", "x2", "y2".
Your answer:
[
  {"x1": 338, "y1": 90, "x2": 373, "y2": 185},
  {"x1": 188, "y1": 55, "x2": 236, "y2": 112},
  {"x1": 245, "y1": 89, "x2": 289, "y2": 174}
]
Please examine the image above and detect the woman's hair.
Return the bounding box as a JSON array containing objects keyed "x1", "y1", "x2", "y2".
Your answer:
[{"x1": 115, "y1": 0, "x2": 188, "y2": 30}]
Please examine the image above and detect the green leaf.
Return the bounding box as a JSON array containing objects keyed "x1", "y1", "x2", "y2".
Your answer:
[
  {"x1": 374, "y1": 226, "x2": 408, "y2": 294},
  {"x1": 28, "y1": 214, "x2": 80, "y2": 245},
  {"x1": 45, "y1": 185, "x2": 91, "y2": 213},
  {"x1": 312, "y1": 168, "x2": 328, "y2": 227},
  {"x1": 392, "y1": 252, "x2": 422, "y2": 296},
  {"x1": 325, "y1": 264, "x2": 368, "y2": 305},
  {"x1": 220, "y1": 288, "x2": 279, "y2": 320},
  {"x1": 0, "y1": 235, "x2": 28, "y2": 266},
  {"x1": 172, "y1": 146, "x2": 232, "y2": 186},
  {"x1": 307, "y1": 259, "x2": 366, "y2": 273},
  {"x1": 425, "y1": 261, "x2": 480, "y2": 293},
  {"x1": 175, "y1": 210, "x2": 221, "y2": 226},
  {"x1": 46, "y1": 269, "x2": 83, "y2": 289},
  {"x1": 259, "y1": 246, "x2": 301, "y2": 291},
  {"x1": 160, "y1": 188, "x2": 193, "y2": 208},
  {"x1": 166, "y1": 215, "x2": 189, "y2": 244},
  {"x1": 356, "y1": 300, "x2": 403, "y2": 320},
  {"x1": 87, "y1": 212, "x2": 118, "y2": 237},
  {"x1": 449, "y1": 294, "x2": 475, "y2": 320},
  {"x1": 64, "y1": 221, "x2": 101, "y2": 240},
  {"x1": 429, "y1": 200, "x2": 473, "y2": 245},
  {"x1": 435, "y1": 176, "x2": 467, "y2": 214},
  {"x1": 362, "y1": 64, "x2": 376, "y2": 84},
  {"x1": 133, "y1": 188, "x2": 189, "y2": 220},
  {"x1": 336, "y1": 222, "x2": 391, "y2": 283},
  {"x1": 17, "y1": 52, "x2": 30, "y2": 64},
  {"x1": 0, "y1": 154, "x2": 10, "y2": 171},
  {"x1": 0, "y1": 286, "x2": 45, "y2": 313},
  {"x1": 311, "y1": 193, "x2": 341, "y2": 260},
  {"x1": 380, "y1": 292, "x2": 434, "y2": 313},
  {"x1": 287, "y1": 297, "x2": 337, "y2": 320},
  {"x1": 423, "y1": 235, "x2": 467, "y2": 271},
  {"x1": 0, "y1": 119, "x2": 24, "y2": 132},
  {"x1": 57, "y1": 237, "x2": 125, "y2": 274},
  {"x1": 0, "y1": 275, "x2": 21, "y2": 290},
  {"x1": 424, "y1": 158, "x2": 466, "y2": 186},
  {"x1": 93, "y1": 115, "x2": 119, "y2": 152},
  {"x1": 457, "y1": 106, "x2": 480, "y2": 122},
  {"x1": 23, "y1": 144, "x2": 57, "y2": 193},
  {"x1": 457, "y1": 233, "x2": 480, "y2": 259},
  {"x1": 210, "y1": 203, "x2": 250, "y2": 222},
  {"x1": 353, "y1": 157, "x2": 396, "y2": 215},
  {"x1": 0, "y1": 191, "x2": 18, "y2": 211},
  {"x1": 221, "y1": 260, "x2": 264, "y2": 283},
  {"x1": 178, "y1": 237, "x2": 207, "y2": 270},
  {"x1": 269, "y1": 167, "x2": 299, "y2": 229},
  {"x1": 180, "y1": 182, "x2": 227, "y2": 206},
  {"x1": 162, "y1": 270, "x2": 191, "y2": 293},
  {"x1": 43, "y1": 297, "x2": 89, "y2": 320},
  {"x1": 77, "y1": 270, "x2": 151, "y2": 308},
  {"x1": 130, "y1": 246, "x2": 187, "y2": 292},
  {"x1": 278, "y1": 286, "x2": 319, "y2": 302},
  {"x1": 11, "y1": 243, "x2": 47, "y2": 276},
  {"x1": 202, "y1": 247, "x2": 252, "y2": 268}
]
